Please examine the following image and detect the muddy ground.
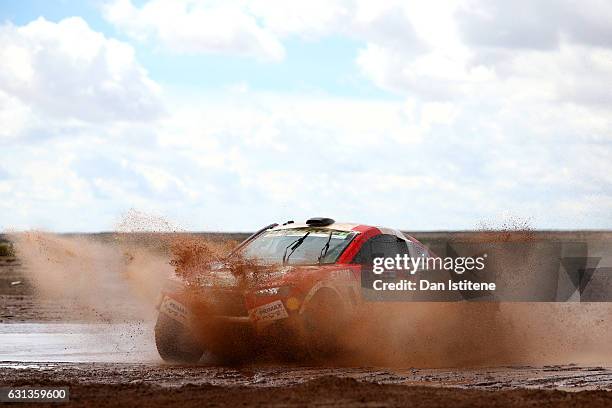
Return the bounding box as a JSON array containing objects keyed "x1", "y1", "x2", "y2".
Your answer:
[
  {"x1": 3, "y1": 364, "x2": 612, "y2": 408},
  {"x1": 4, "y1": 368, "x2": 612, "y2": 408},
  {"x1": 2, "y1": 232, "x2": 612, "y2": 407}
]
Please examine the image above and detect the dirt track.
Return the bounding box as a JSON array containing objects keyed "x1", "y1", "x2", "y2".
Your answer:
[
  {"x1": 4, "y1": 361, "x2": 612, "y2": 390},
  {"x1": 3, "y1": 363, "x2": 612, "y2": 407}
]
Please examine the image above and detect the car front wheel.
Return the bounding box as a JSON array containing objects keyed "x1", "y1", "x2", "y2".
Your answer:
[
  {"x1": 301, "y1": 290, "x2": 346, "y2": 360},
  {"x1": 154, "y1": 313, "x2": 203, "y2": 363}
]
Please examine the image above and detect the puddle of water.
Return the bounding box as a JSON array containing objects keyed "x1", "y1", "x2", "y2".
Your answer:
[{"x1": 0, "y1": 323, "x2": 159, "y2": 363}]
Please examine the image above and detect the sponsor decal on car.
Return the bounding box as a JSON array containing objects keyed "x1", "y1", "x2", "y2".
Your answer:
[
  {"x1": 331, "y1": 269, "x2": 353, "y2": 281},
  {"x1": 159, "y1": 296, "x2": 190, "y2": 325},
  {"x1": 249, "y1": 300, "x2": 289, "y2": 322}
]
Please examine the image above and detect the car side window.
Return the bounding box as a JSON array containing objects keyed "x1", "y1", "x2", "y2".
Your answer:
[
  {"x1": 397, "y1": 239, "x2": 410, "y2": 257},
  {"x1": 405, "y1": 240, "x2": 419, "y2": 258},
  {"x1": 353, "y1": 234, "x2": 408, "y2": 265}
]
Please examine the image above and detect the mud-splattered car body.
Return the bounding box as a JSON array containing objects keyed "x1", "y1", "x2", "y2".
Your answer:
[{"x1": 154, "y1": 219, "x2": 431, "y2": 362}]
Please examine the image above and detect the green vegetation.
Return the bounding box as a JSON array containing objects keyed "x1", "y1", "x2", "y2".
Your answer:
[{"x1": 0, "y1": 242, "x2": 14, "y2": 257}]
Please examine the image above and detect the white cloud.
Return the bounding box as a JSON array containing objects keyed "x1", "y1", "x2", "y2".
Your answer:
[
  {"x1": 0, "y1": 90, "x2": 31, "y2": 139},
  {"x1": 354, "y1": 0, "x2": 612, "y2": 115},
  {"x1": 457, "y1": 0, "x2": 612, "y2": 49},
  {"x1": 103, "y1": 0, "x2": 425, "y2": 60},
  {"x1": 2, "y1": 2, "x2": 612, "y2": 231},
  {"x1": 3, "y1": 88, "x2": 611, "y2": 232},
  {"x1": 249, "y1": 0, "x2": 426, "y2": 53},
  {"x1": 350, "y1": 0, "x2": 612, "y2": 219},
  {"x1": 0, "y1": 17, "x2": 163, "y2": 123},
  {"x1": 100, "y1": 0, "x2": 612, "y2": 119},
  {"x1": 103, "y1": 0, "x2": 285, "y2": 61}
]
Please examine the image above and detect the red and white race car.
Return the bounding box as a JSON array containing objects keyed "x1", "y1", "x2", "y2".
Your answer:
[{"x1": 154, "y1": 217, "x2": 432, "y2": 363}]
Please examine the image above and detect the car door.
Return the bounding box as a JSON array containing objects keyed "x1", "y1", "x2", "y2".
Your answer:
[{"x1": 354, "y1": 234, "x2": 409, "y2": 277}]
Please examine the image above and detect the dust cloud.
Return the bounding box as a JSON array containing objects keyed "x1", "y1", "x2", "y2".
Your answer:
[
  {"x1": 9, "y1": 210, "x2": 184, "y2": 322},
  {"x1": 10, "y1": 231, "x2": 171, "y2": 322},
  {"x1": 338, "y1": 220, "x2": 612, "y2": 368},
  {"x1": 338, "y1": 302, "x2": 612, "y2": 368},
  {"x1": 7, "y1": 210, "x2": 264, "y2": 323}
]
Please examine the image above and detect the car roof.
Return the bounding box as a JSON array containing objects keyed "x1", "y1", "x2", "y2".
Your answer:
[
  {"x1": 271, "y1": 222, "x2": 360, "y2": 232},
  {"x1": 270, "y1": 221, "x2": 411, "y2": 242}
]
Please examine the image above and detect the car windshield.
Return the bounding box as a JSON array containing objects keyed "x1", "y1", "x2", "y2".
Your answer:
[{"x1": 239, "y1": 228, "x2": 357, "y2": 265}]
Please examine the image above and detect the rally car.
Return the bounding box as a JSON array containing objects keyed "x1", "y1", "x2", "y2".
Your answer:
[{"x1": 154, "y1": 217, "x2": 432, "y2": 363}]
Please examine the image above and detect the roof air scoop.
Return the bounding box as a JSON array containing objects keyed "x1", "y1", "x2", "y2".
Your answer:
[{"x1": 306, "y1": 217, "x2": 335, "y2": 227}]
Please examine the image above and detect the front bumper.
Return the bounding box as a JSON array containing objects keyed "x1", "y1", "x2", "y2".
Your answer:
[{"x1": 157, "y1": 288, "x2": 296, "y2": 332}]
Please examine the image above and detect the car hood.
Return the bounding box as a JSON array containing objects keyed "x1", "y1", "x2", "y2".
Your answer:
[{"x1": 194, "y1": 262, "x2": 296, "y2": 289}]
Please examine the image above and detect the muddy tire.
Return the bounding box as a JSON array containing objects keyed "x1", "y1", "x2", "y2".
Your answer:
[
  {"x1": 301, "y1": 290, "x2": 346, "y2": 360},
  {"x1": 154, "y1": 314, "x2": 203, "y2": 363}
]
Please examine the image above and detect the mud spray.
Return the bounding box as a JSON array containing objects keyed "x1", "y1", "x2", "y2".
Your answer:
[
  {"x1": 338, "y1": 223, "x2": 612, "y2": 368},
  {"x1": 10, "y1": 217, "x2": 229, "y2": 317},
  {"x1": 7, "y1": 212, "x2": 612, "y2": 367}
]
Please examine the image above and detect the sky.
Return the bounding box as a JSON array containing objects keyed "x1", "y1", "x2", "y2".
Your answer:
[{"x1": 0, "y1": 0, "x2": 611, "y2": 232}]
